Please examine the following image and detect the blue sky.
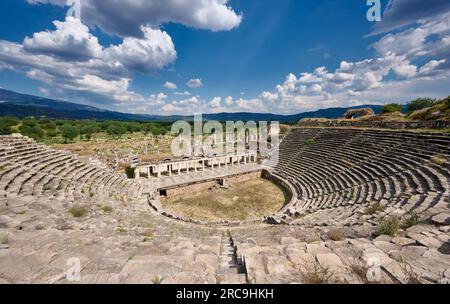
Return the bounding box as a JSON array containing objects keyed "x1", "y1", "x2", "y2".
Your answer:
[{"x1": 0, "y1": 0, "x2": 449, "y2": 115}]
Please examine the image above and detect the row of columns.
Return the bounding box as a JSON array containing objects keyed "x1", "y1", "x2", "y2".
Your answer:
[{"x1": 135, "y1": 153, "x2": 257, "y2": 179}]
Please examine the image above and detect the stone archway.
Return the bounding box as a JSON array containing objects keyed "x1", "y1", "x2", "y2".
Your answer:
[{"x1": 343, "y1": 108, "x2": 375, "y2": 119}]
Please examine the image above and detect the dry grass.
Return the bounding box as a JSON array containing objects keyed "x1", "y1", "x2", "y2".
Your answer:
[
  {"x1": 52, "y1": 133, "x2": 175, "y2": 167},
  {"x1": 431, "y1": 154, "x2": 448, "y2": 166},
  {"x1": 142, "y1": 229, "x2": 154, "y2": 242},
  {"x1": 326, "y1": 229, "x2": 345, "y2": 241},
  {"x1": 69, "y1": 205, "x2": 89, "y2": 218},
  {"x1": 100, "y1": 205, "x2": 113, "y2": 213},
  {"x1": 0, "y1": 233, "x2": 9, "y2": 245},
  {"x1": 366, "y1": 202, "x2": 386, "y2": 215},
  {"x1": 301, "y1": 260, "x2": 338, "y2": 284},
  {"x1": 152, "y1": 276, "x2": 163, "y2": 284},
  {"x1": 350, "y1": 265, "x2": 369, "y2": 284},
  {"x1": 161, "y1": 178, "x2": 287, "y2": 222},
  {"x1": 115, "y1": 226, "x2": 128, "y2": 233}
]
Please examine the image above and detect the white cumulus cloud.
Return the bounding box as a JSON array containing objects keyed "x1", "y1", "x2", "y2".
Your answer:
[
  {"x1": 187, "y1": 78, "x2": 203, "y2": 88},
  {"x1": 163, "y1": 81, "x2": 177, "y2": 90},
  {"x1": 23, "y1": 16, "x2": 102, "y2": 60},
  {"x1": 28, "y1": 0, "x2": 242, "y2": 37}
]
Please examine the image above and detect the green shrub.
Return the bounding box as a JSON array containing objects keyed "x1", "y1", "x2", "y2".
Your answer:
[
  {"x1": 403, "y1": 212, "x2": 421, "y2": 229},
  {"x1": 378, "y1": 217, "x2": 400, "y2": 237},
  {"x1": 19, "y1": 122, "x2": 44, "y2": 140},
  {"x1": 0, "y1": 117, "x2": 19, "y2": 135},
  {"x1": 407, "y1": 98, "x2": 436, "y2": 113},
  {"x1": 382, "y1": 103, "x2": 404, "y2": 113},
  {"x1": 69, "y1": 205, "x2": 89, "y2": 218},
  {"x1": 347, "y1": 190, "x2": 355, "y2": 200},
  {"x1": 304, "y1": 139, "x2": 316, "y2": 146}
]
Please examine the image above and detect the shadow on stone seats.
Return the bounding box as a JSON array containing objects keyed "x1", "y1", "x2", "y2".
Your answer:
[{"x1": 438, "y1": 242, "x2": 450, "y2": 255}]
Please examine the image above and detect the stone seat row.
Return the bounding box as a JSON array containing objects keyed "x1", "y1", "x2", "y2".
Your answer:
[
  {"x1": 267, "y1": 128, "x2": 450, "y2": 226},
  {"x1": 0, "y1": 135, "x2": 143, "y2": 204}
]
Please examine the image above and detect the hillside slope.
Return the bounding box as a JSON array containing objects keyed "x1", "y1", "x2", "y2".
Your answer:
[{"x1": 0, "y1": 88, "x2": 383, "y2": 122}]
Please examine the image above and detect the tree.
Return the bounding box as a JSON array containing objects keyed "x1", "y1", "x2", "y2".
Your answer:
[
  {"x1": 46, "y1": 128, "x2": 57, "y2": 139},
  {"x1": 106, "y1": 122, "x2": 126, "y2": 138},
  {"x1": 22, "y1": 117, "x2": 38, "y2": 127},
  {"x1": 39, "y1": 120, "x2": 57, "y2": 139},
  {"x1": 19, "y1": 125, "x2": 44, "y2": 140},
  {"x1": 142, "y1": 124, "x2": 151, "y2": 136},
  {"x1": 0, "y1": 117, "x2": 19, "y2": 135},
  {"x1": 81, "y1": 122, "x2": 101, "y2": 140},
  {"x1": 125, "y1": 122, "x2": 142, "y2": 133},
  {"x1": 382, "y1": 103, "x2": 404, "y2": 114},
  {"x1": 60, "y1": 123, "x2": 79, "y2": 143},
  {"x1": 18, "y1": 118, "x2": 44, "y2": 140},
  {"x1": 407, "y1": 98, "x2": 436, "y2": 113}
]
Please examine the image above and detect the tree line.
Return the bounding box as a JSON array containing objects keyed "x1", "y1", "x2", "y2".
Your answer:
[
  {"x1": 381, "y1": 97, "x2": 449, "y2": 114},
  {"x1": 0, "y1": 117, "x2": 172, "y2": 143}
]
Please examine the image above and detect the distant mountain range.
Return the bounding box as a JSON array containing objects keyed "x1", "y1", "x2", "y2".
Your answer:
[{"x1": 0, "y1": 88, "x2": 383, "y2": 122}]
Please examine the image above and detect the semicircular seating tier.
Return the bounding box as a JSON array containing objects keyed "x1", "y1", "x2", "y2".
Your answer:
[
  {"x1": 0, "y1": 135, "x2": 146, "y2": 206},
  {"x1": 265, "y1": 128, "x2": 450, "y2": 226}
]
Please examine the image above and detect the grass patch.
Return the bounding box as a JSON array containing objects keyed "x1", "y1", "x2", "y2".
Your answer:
[
  {"x1": 43, "y1": 184, "x2": 53, "y2": 191},
  {"x1": 152, "y1": 276, "x2": 163, "y2": 284},
  {"x1": 100, "y1": 205, "x2": 113, "y2": 213},
  {"x1": 402, "y1": 212, "x2": 421, "y2": 229},
  {"x1": 115, "y1": 226, "x2": 127, "y2": 233},
  {"x1": 304, "y1": 139, "x2": 316, "y2": 146},
  {"x1": 69, "y1": 205, "x2": 89, "y2": 218},
  {"x1": 400, "y1": 263, "x2": 422, "y2": 284},
  {"x1": 431, "y1": 154, "x2": 447, "y2": 166},
  {"x1": 378, "y1": 217, "x2": 400, "y2": 237},
  {"x1": 0, "y1": 233, "x2": 9, "y2": 245},
  {"x1": 366, "y1": 202, "x2": 386, "y2": 215},
  {"x1": 326, "y1": 229, "x2": 345, "y2": 241},
  {"x1": 142, "y1": 229, "x2": 154, "y2": 242},
  {"x1": 161, "y1": 178, "x2": 287, "y2": 222},
  {"x1": 346, "y1": 190, "x2": 355, "y2": 200},
  {"x1": 351, "y1": 265, "x2": 369, "y2": 284},
  {"x1": 301, "y1": 260, "x2": 337, "y2": 284}
]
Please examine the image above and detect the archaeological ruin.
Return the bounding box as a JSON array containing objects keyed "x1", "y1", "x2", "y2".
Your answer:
[{"x1": 1, "y1": 125, "x2": 450, "y2": 284}]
